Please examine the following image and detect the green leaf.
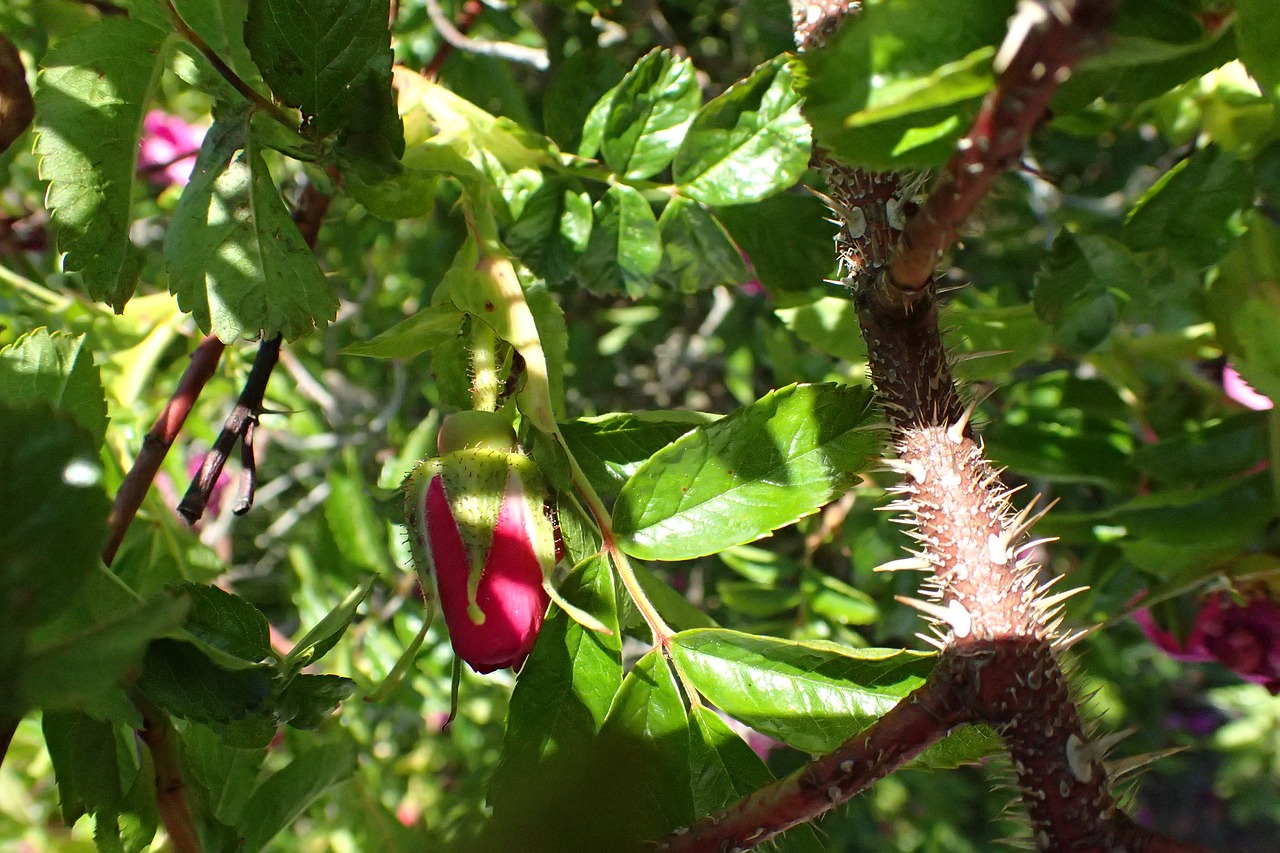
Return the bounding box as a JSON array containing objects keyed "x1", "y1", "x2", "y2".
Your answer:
[
  {"x1": 325, "y1": 449, "x2": 394, "y2": 575},
  {"x1": 613, "y1": 383, "x2": 883, "y2": 561},
  {"x1": 281, "y1": 575, "x2": 375, "y2": 674},
  {"x1": 1033, "y1": 232, "x2": 1144, "y2": 353},
  {"x1": 800, "y1": 0, "x2": 1013, "y2": 169},
  {"x1": 1239, "y1": 0, "x2": 1280, "y2": 108},
  {"x1": 136, "y1": 639, "x2": 272, "y2": 724},
  {"x1": 776, "y1": 295, "x2": 868, "y2": 362},
  {"x1": 0, "y1": 328, "x2": 107, "y2": 447},
  {"x1": 1123, "y1": 145, "x2": 1253, "y2": 269},
  {"x1": 575, "y1": 183, "x2": 662, "y2": 297},
  {"x1": 716, "y1": 193, "x2": 838, "y2": 296},
  {"x1": 165, "y1": 105, "x2": 337, "y2": 342},
  {"x1": 656, "y1": 197, "x2": 752, "y2": 293},
  {"x1": 0, "y1": 404, "x2": 110, "y2": 640},
  {"x1": 170, "y1": 582, "x2": 271, "y2": 666},
  {"x1": 34, "y1": 16, "x2": 166, "y2": 309},
  {"x1": 506, "y1": 178, "x2": 593, "y2": 285},
  {"x1": 669, "y1": 629, "x2": 998, "y2": 767},
  {"x1": 488, "y1": 556, "x2": 622, "y2": 809},
  {"x1": 179, "y1": 721, "x2": 266, "y2": 827},
  {"x1": 558, "y1": 410, "x2": 716, "y2": 503},
  {"x1": 339, "y1": 302, "x2": 463, "y2": 358},
  {"x1": 1206, "y1": 213, "x2": 1280, "y2": 402},
  {"x1": 803, "y1": 569, "x2": 878, "y2": 626},
  {"x1": 673, "y1": 55, "x2": 810, "y2": 206},
  {"x1": 941, "y1": 300, "x2": 1051, "y2": 382},
  {"x1": 244, "y1": 0, "x2": 401, "y2": 146},
  {"x1": 239, "y1": 742, "x2": 357, "y2": 852},
  {"x1": 42, "y1": 712, "x2": 125, "y2": 824},
  {"x1": 601, "y1": 49, "x2": 700, "y2": 179},
  {"x1": 1133, "y1": 410, "x2": 1271, "y2": 485},
  {"x1": 276, "y1": 674, "x2": 357, "y2": 729}
]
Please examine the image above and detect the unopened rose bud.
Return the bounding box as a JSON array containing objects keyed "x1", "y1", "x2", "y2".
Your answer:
[{"x1": 405, "y1": 412, "x2": 556, "y2": 674}]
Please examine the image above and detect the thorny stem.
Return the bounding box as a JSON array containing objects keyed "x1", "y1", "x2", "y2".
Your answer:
[
  {"x1": 660, "y1": 2, "x2": 1211, "y2": 851},
  {"x1": 161, "y1": 0, "x2": 296, "y2": 130}
]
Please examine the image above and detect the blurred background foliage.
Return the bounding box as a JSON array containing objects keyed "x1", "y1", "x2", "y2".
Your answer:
[{"x1": 2, "y1": 0, "x2": 1280, "y2": 851}]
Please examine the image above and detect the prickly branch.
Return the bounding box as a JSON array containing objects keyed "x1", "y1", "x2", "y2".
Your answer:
[{"x1": 660, "y1": 2, "x2": 1214, "y2": 851}]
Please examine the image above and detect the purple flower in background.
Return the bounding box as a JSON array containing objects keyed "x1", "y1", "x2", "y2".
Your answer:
[
  {"x1": 1136, "y1": 592, "x2": 1280, "y2": 694},
  {"x1": 138, "y1": 110, "x2": 205, "y2": 188},
  {"x1": 1223, "y1": 364, "x2": 1273, "y2": 411}
]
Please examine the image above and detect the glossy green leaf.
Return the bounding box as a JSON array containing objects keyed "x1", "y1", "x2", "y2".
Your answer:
[
  {"x1": 1206, "y1": 213, "x2": 1280, "y2": 401},
  {"x1": 34, "y1": 16, "x2": 166, "y2": 308},
  {"x1": 656, "y1": 197, "x2": 752, "y2": 293},
  {"x1": 600, "y1": 49, "x2": 699, "y2": 179},
  {"x1": 165, "y1": 106, "x2": 337, "y2": 342},
  {"x1": 673, "y1": 56, "x2": 810, "y2": 205},
  {"x1": 340, "y1": 303, "x2": 463, "y2": 358},
  {"x1": 488, "y1": 556, "x2": 622, "y2": 810},
  {"x1": 613, "y1": 383, "x2": 882, "y2": 561},
  {"x1": 1033, "y1": 232, "x2": 1144, "y2": 353},
  {"x1": 803, "y1": 569, "x2": 879, "y2": 626},
  {"x1": 800, "y1": 0, "x2": 1012, "y2": 169},
  {"x1": 558, "y1": 410, "x2": 716, "y2": 502},
  {"x1": 1239, "y1": 0, "x2": 1280, "y2": 108},
  {"x1": 1123, "y1": 145, "x2": 1253, "y2": 269},
  {"x1": 575, "y1": 183, "x2": 662, "y2": 297},
  {"x1": 244, "y1": 0, "x2": 401, "y2": 147},
  {"x1": 716, "y1": 193, "x2": 838, "y2": 296},
  {"x1": 0, "y1": 328, "x2": 107, "y2": 447},
  {"x1": 670, "y1": 629, "x2": 998, "y2": 767},
  {"x1": 239, "y1": 742, "x2": 357, "y2": 852}
]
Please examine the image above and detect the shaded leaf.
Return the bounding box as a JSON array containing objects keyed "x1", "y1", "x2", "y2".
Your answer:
[
  {"x1": 1033, "y1": 232, "x2": 1144, "y2": 353},
  {"x1": 656, "y1": 197, "x2": 752, "y2": 293},
  {"x1": 136, "y1": 639, "x2": 272, "y2": 724},
  {"x1": 1239, "y1": 0, "x2": 1280, "y2": 108},
  {"x1": 575, "y1": 183, "x2": 662, "y2": 297},
  {"x1": 239, "y1": 742, "x2": 357, "y2": 852},
  {"x1": 0, "y1": 328, "x2": 107, "y2": 447},
  {"x1": 716, "y1": 193, "x2": 838, "y2": 296},
  {"x1": 558, "y1": 410, "x2": 716, "y2": 503}
]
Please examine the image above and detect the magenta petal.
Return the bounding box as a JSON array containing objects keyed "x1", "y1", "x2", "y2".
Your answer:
[
  {"x1": 1223, "y1": 364, "x2": 1273, "y2": 411},
  {"x1": 425, "y1": 473, "x2": 548, "y2": 674}
]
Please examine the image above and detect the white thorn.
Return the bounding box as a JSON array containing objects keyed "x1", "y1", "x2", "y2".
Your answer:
[
  {"x1": 874, "y1": 556, "x2": 933, "y2": 573},
  {"x1": 1035, "y1": 586, "x2": 1088, "y2": 612},
  {"x1": 915, "y1": 632, "x2": 948, "y2": 651},
  {"x1": 946, "y1": 396, "x2": 982, "y2": 445}
]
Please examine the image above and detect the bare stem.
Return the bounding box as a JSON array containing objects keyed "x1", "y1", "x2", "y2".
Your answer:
[{"x1": 134, "y1": 692, "x2": 203, "y2": 853}]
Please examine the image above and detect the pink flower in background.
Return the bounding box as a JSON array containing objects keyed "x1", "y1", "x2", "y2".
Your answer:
[
  {"x1": 138, "y1": 110, "x2": 205, "y2": 188},
  {"x1": 1223, "y1": 364, "x2": 1273, "y2": 411},
  {"x1": 1136, "y1": 592, "x2": 1280, "y2": 694}
]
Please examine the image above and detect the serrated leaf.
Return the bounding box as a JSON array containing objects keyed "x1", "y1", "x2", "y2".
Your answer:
[
  {"x1": 575, "y1": 183, "x2": 662, "y2": 297},
  {"x1": 613, "y1": 383, "x2": 882, "y2": 561},
  {"x1": 558, "y1": 410, "x2": 716, "y2": 503},
  {"x1": 601, "y1": 49, "x2": 699, "y2": 179},
  {"x1": 165, "y1": 106, "x2": 337, "y2": 342},
  {"x1": 179, "y1": 721, "x2": 266, "y2": 827},
  {"x1": 276, "y1": 673, "x2": 356, "y2": 729},
  {"x1": 42, "y1": 712, "x2": 124, "y2": 824},
  {"x1": 489, "y1": 556, "x2": 622, "y2": 808},
  {"x1": 34, "y1": 16, "x2": 167, "y2": 308},
  {"x1": 656, "y1": 197, "x2": 752, "y2": 293},
  {"x1": 1239, "y1": 0, "x2": 1280, "y2": 108},
  {"x1": 0, "y1": 328, "x2": 107, "y2": 446},
  {"x1": 170, "y1": 582, "x2": 271, "y2": 666},
  {"x1": 674, "y1": 55, "x2": 810, "y2": 205},
  {"x1": 800, "y1": 0, "x2": 1012, "y2": 169},
  {"x1": 669, "y1": 629, "x2": 999, "y2": 767},
  {"x1": 239, "y1": 742, "x2": 357, "y2": 852},
  {"x1": 244, "y1": 0, "x2": 399, "y2": 142},
  {"x1": 340, "y1": 302, "x2": 463, "y2": 358},
  {"x1": 1123, "y1": 145, "x2": 1253, "y2": 269}
]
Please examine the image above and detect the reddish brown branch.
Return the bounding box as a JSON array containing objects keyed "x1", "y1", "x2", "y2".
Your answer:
[
  {"x1": 134, "y1": 692, "x2": 202, "y2": 853},
  {"x1": 660, "y1": 676, "x2": 969, "y2": 852},
  {"x1": 887, "y1": 0, "x2": 1117, "y2": 294},
  {"x1": 103, "y1": 334, "x2": 225, "y2": 566}
]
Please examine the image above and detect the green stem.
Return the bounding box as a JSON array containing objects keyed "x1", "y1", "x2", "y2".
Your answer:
[{"x1": 469, "y1": 319, "x2": 499, "y2": 412}]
